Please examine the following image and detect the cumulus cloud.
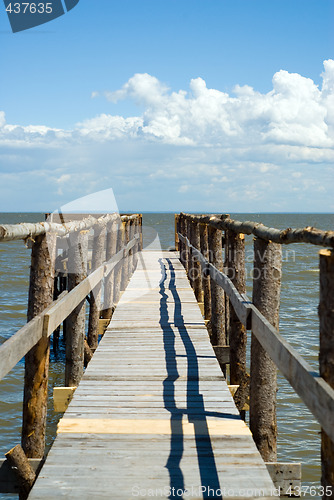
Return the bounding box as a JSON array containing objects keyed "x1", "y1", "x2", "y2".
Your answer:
[{"x1": 0, "y1": 61, "x2": 334, "y2": 211}]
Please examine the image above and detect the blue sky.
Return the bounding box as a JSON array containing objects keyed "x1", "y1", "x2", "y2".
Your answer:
[{"x1": 0, "y1": 0, "x2": 333, "y2": 212}]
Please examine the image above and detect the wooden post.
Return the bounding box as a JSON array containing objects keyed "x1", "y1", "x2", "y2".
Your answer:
[
  {"x1": 250, "y1": 238, "x2": 282, "y2": 462},
  {"x1": 87, "y1": 224, "x2": 106, "y2": 351},
  {"x1": 128, "y1": 218, "x2": 135, "y2": 276},
  {"x1": 121, "y1": 220, "x2": 129, "y2": 290},
  {"x1": 191, "y1": 220, "x2": 203, "y2": 303},
  {"x1": 200, "y1": 223, "x2": 211, "y2": 322},
  {"x1": 174, "y1": 214, "x2": 179, "y2": 251},
  {"x1": 319, "y1": 249, "x2": 334, "y2": 495},
  {"x1": 22, "y1": 233, "x2": 56, "y2": 458},
  {"x1": 132, "y1": 216, "x2": 139, "y2": 271},
  {"x1": 102, "y1": 219, "x2": 118, "y2": 319},
  {"x1": 226, "y1": 230, "x2": 248, "y2": 415},
  {"x1": 5, "y1": 445, "x2": 36, "y2": 500},
  {"x1": 139, "y1": 214, "x2": 143, "y2": 251},
  {"x1": 208, "y1": 225, "x2": 225, "y2": 347},
  {"x1": 187, "y1": 219, "x2": 194, "y2": 288},
  {"x1": 65, "y1": 230, "x2": 88, "y2": 386},
  {"x1": 114, "y1": 220, "x2": 124, "y2": 305},
  {"x1": 181, "y1": 215, "x2": 189, "y2": 274}
]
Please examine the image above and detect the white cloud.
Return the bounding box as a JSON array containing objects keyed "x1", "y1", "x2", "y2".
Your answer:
[{"x1": 0, "y1": 61, "x2": 334, "y2": 211}]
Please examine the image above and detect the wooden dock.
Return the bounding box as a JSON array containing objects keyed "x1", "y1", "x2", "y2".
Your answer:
[{"x1": 29, "y1": 251, "x2": 274, "y2": 499}]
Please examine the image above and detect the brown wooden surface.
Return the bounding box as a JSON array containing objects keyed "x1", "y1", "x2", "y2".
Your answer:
[
  {"x1": 22, "y1": 233, "x2": 56, "y2": 458},
  {"x1": 319, "y1": 249, "x2": 334, "y2": 495},
  {"x1": 250, "y1": 239, "x2": 282, "y2": 462},
  {"x1": 29, "y1": 251, "x2": 274, "y2": 499}
]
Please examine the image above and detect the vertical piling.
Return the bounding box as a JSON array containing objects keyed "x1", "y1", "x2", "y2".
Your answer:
[
  {"x1": 181, "y1": 215, "x2": 189, "y2": 274},
  {"x1": 121, "y1": 220, "x2": 129, "y2": 290},
  {"x1": 200, "y1": 223, "x2": 211, "y2": 322},
  {"x1": 175, "y1": 214, "x2": 180, "y2": 251},
  {"x1": 250, "y1": 238, "x2": 282, "y2": 462},
  {"x1": 208, "y1": 224, "x2": 225, "y2": 347},
  {"x1": 113, "y1": 219, "x2": 124, "y2": 306},
  {"x1": 226, "y1": 230, "x2": 248, "y2": 414},
  {"x1": 87, "y1": 224, "x2": 106, "y2": 351},
  {"x1": 319, "y1": 249, "x2": 334, "y2": 495},
  {"x1": 22, "y1": 232, "x2": 56, "y2": 458},
  {"x1": 102, "y1": 218, "x2": 118, "y2": 319},
  {"x1": 65, "y1": 230, "x2": 88, "y2": 386},
  {"x1": 191, "y1": 220, "x2": 203, "y2": 303}
]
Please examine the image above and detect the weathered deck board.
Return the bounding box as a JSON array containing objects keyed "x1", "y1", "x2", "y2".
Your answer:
[{"x1": 29, "y1": 251, "x2": 275, "y2": 499}]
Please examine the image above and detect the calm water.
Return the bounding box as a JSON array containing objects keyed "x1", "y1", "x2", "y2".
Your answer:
[{"x1": 0, "y1": 212, "x2": 333, "y2": 499}]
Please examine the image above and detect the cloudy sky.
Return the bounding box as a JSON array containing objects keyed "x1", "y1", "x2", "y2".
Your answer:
[{"x1": 0, "y1": 0, "x2": 333, "y2": 213}]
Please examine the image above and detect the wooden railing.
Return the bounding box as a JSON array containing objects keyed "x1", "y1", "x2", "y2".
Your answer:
[
  {"x1": 176, "y1": 213, "x2": 334, "y2": 495},
  {"x1": 0, "y1": 213, "x2": 142, "y2": 475}
]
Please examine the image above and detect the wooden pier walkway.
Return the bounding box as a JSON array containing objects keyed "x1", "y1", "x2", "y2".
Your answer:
[{"x1": 29, "y1": 250, "x2": 274, "y2": 499}]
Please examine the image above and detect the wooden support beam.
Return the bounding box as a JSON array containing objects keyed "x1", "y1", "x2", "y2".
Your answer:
[
  {"x1": 65, "y1": 230, "x2": 88, "y2": 387},
  {"x1": 22, "y1": 233, "x2": 56, "y2": 459},
  {"x1": 226, "y1": 230, "x2": 248, "y2": 415},
  {"x1": 191, "y1": 220, "x2": 203, "y2": 303},
  {"x1": 87, "y1": 224, "x2": 106, "y2": 350},
  {"x1": 319, "y1": 249, "x2": 334, "y2": 495},
  {"x1": 0, "y1": 458, "x2": 43, "y2": 494},
  {"x1": 199, "y1": 223, "x2": 211, "y2": 322},
  {"x1": 250, "y1": 238, "x2": 282, "y2": 463},
  {"x1": 5, "y1": 444, "x2": 36, "y2": 500},
  {"x1": 103, "y1": 218, "x2": 119, "y2": 319},
  {"x1": 53, "y1": 387, "x2": 76, "y2": 412},
  {"x1": 208, "y1": 224, "x2": 225, "y2": 348}
]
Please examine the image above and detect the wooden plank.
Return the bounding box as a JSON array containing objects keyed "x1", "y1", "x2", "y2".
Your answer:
[{"x1": 53, "y1": 387, "x2": 77, "y2": 412}]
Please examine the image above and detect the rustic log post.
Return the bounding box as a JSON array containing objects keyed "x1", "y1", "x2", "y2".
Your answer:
[
  {"x1": 200, "y1": 223, "x2": 211, "y2": 322},
  {"x1": 132, "y1": 216, "x2": 139, "y2": 271},
  {"x1": 87, "y1": 224, "x2": 106, "y2": 351},
  {"x1": 121, "y1": 220, "x2": 129, "y2": 290},
  {"x1": 139, "y1": 214, "x2": 143, "y2": 251},
  {"x1": 175, "y1": 214, "x2": 179, "y2": 251},
  {"x1": 319, "y1": 249, "x2": 334, "y2": 495},
  {"x1": 187, "y1": 219, "x2": 195, "y2": 289},
  {"x1": 250, "y1": 238, "x2": 282, "y2": 462},
  {"x1": 178, "y1": 214, "x2": 184, "y2": 266},
  {"x1": 128, "y1": 218, "x2": 135, "y2": 276},
  {"x1": 181, "y1": 215, "x2": 189, "y2": 274},
  {"x1": 114, "y1": 220, "x2": 124, "y2": 305},
  {"x1": 6, "y1": 444, "x2": 36, "y2": 500},
  {"x1": 226, "y1": 230, "x2": 248, "y2": 415},
  {"x1": 208, "y1": 224, "x2": 225, "y2": 347},
  {"x1": 191, "y1": 220, "x2": 203, "y2": 303},
  {"x1": 102, "y1": 219, "x2": 118, "y2": 319},
  {"x1": 65, "y1": 230, "x2": 88, "y2": 387},
  {"x1": 22, "y1": 232, "x2": 56, "y2": 458}
]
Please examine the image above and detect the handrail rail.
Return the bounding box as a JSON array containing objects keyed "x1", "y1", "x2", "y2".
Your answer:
[
  {"x1": 0, "y1": 233, "x2": 139, "y2": 382},
  {"x1": 181, "y1": 212, "x2": 334, "y2": 248},
  {"x1": 0, "y1": 213, "x2": 140, "y2": 242},
  {"x1": 178, "y1": 231, "x2": 334, "y2": 444}
]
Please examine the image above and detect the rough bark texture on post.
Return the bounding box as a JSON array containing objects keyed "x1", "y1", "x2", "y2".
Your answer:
[
  {"x1": 114, "y1": 220, "x2": 124, "y2": 306},
  {"x1": 226, "y1": 231, "x2": 248, "y2": 414},
  {"x1": 250, "y1": 238, "x2": 282, "y2": 462},
  {"x1": 319, "y1": 249, "x2": 334, "y2": 496},
  {"x1": 87, "y1": 225, "x2": 106, "y2": 351},
  {"x1": 139, "y1": 214, "x2": 143, "y2": 251},
  {"x1": 65, "y1": 230, "x2": 88, "y2": 387},
  {"x1": 102, "y1": 219, "x2": 118, "y2": 319},
  {"x1": 187, "y1": 220, "x2": 195, "y2": 288},
  {"x1": 208, "y1": 225, "x2": 225, "y2": 347},
  {"x1": 121, "y1": 221, "x2": 129, "y2": 290},
  {"x1": 22, "y1": 233, "x2": 56, "y2": 458},
  {"x1": 181, "y1": 216, "x2": 189, "y2": 274},
  {"x1": 191, "y1": 221, "x2": 203, "y2": 303},
  {"x1": 132, "y1": 216, "x2": 139, "y2": 271},
  {"x1": 5, "y1": 444, "x2": 36, "y2": 500},
  {"x1": 175, "y1": 214, "x2": 179, "y2": 251},
  {"x1": 200, "y1": 223, "x2": 211, "y2": 322}
]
